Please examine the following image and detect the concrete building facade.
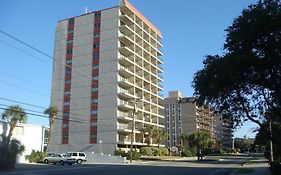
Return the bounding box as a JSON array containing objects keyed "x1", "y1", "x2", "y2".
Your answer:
[
  {"x1": 164, "y1": 91, "x2": 215, "y2": 148},
  {"x1": 50, "y1": 0, "x2": 164, "y2": 155},
  {"x1": 164, "y1": 91, "x2": 233, "y2": 149}
]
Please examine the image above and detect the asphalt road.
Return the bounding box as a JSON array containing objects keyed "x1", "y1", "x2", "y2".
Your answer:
[{"x1": 0, "y1": 156, "x2": 249, "y2": 175}]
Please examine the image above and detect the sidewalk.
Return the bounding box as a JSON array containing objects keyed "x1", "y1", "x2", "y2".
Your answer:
[{"x1": 231, "y1": 158, "x2": 270, "y2": 175}]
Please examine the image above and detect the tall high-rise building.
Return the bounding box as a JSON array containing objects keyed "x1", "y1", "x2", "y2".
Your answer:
[{"x1": 50, "y1": 0, "x2": 164, "y2": 155}]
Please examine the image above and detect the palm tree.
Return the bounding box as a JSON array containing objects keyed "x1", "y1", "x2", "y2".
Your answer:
[
  {"x1": 2, "y1": 105, "x2": 27, "y2": 144},
  {"x1": 141, "y1": 124, "x2": 157, "y2": 146},
  {"x1": 189, "y1": 130, "x2": 211, "y2": 160},
  {"x1": 44, "y1": 106, "x2": 58, "y2": 151},
  {"x1": 155, "y1": 128, "x2": 168, "y2": 147},
  {"x1": 179, "y1": 133, "x2": 189, "y2": 147}
]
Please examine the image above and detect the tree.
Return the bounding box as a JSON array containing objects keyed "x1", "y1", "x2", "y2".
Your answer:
[
  {"x1": 44, "y1": 105, "x2": 58, "y2": 151},
  {"x1": 188, "y1": 130, "x2": 212, "y2": 160},
  {"x1": 141, "y1": 124, "x2": 157, "y2": 146},
  {"x1": 193, "y1": 0, "x2": 281, "y2": 162},
  {"x1": 1, "y1": 105, "x2": 27, "y2": 144},
  {"x1": 0, "y1": 105, "x2": 26, "y2": 168},
  {"x1": 154, "y1": 128, "x2": 168, "y2": 147},
  {"x1": 179, "y1": 133, "x2": 189, "y2": 147}
]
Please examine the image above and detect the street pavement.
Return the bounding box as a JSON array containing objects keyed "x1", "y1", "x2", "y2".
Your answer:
[
  {"x1": 0, "y1": 155, "x2": 256, "y2": 175},
  {"x1": 231, "y1": 158, "x2": 270, "y2": 175}
]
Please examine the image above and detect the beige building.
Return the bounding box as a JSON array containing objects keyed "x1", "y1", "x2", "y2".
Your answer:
[
  {"x1": 164, "y1": 91, "x2": 233, "y2": 149},
  {"x1": 164, "y1": 91, "x2": 214, "y2": 148},
  {"x1": 50, "y1": 0, "x2": 164, "y2": 155}
]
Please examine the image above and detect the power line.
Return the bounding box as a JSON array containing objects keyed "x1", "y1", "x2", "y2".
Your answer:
[
  {"x1": 0, "y1": 30, "x2": 93, "y2": 83},
  {"x1": 0, "y1": 30, "x2": 53, "y2": 60},
  {"x1": 0, "y1": 98, "x2": 126, "y2": 122},
  {"x1": 0, "y1": 97, "x2": 46, "y2": 109},
  {"x1": 0, "y1": 40, "x2": 49, "y2": 63},
  {"x1": 0, "y1": 80, "x2": 49, "y2": 97},
  {"x1": 0, "y1": 71, "x2": 50, "y2": 91}
]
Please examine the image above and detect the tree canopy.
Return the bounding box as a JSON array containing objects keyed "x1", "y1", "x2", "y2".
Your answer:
[{"x1": 193, "y1": 0, "x2": 281, "y2": 129}]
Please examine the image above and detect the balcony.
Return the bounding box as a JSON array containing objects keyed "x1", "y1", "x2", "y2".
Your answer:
[
  {"x1": 119, "y1": 13, "x2": 134, "y2": 25},
  {"x1": 117, "y1": 123, "x2": 132, "y2": 133},
  {"x1": 119, "y1": 45, "x2": 134, "y2": 57},
  {"x1": 118, "y1": 64, "x2": 134, "y2": 78},
  {"x1": 117, "y1": 99, "x2": 134, "y2": 111},
  {"x1": 118, "y1": 56, "x2": 134, "y2": 66},
  {"x1": 119, "y1": 32, "x2": 134, "y2": 45},
  {"x1": 118, "y1": 87, "x2": 135, "y2": 99},
  {"x1": 118, "y1": 76, "x2": 134, "y2": 88},
  {"x1": 119, "y1": 24, "x2": 134, "y2": 36},
  {"x1": 117, "y1": 112, "x2": 132, "y2": 122}
]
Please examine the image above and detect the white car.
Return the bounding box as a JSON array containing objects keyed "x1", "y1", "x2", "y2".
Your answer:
[
  {"x1": 67, "y1": 152, "x2": 87, "y2": 164},
  {"x1": 43, "y1": 154, "x2": 76, "y2": 165}
]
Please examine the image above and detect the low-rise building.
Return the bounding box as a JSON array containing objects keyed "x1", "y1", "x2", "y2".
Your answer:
[{"x1": 0, "y1": 120, "x2": 49, "y2": 163}]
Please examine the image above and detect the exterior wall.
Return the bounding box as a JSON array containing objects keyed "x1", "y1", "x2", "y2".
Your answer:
[{"x1": 98, "y1": 7, "x2": 119, "y2": 155}]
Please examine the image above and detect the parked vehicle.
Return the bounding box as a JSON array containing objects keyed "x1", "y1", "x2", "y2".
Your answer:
[
  {"x1": 67, "y1": 152, "x2": 87, "y2": 164},
  {"x1": 43, "y1": 154, "x2": 76, "y2": 165}
]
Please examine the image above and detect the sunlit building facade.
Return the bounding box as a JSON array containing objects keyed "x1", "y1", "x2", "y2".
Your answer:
[{"x1": 50, "y1": 0, "x2": 164, "y2": 155}]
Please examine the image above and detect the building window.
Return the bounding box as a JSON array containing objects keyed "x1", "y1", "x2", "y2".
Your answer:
[
  {"x1": 94, "y1": 34, "x2": 100, "y2": 38},
  {"x1": 66, "y1": 60, "x2": 72, "y2": 64},
  {"x1": 94, "y1": 23, "x2": 101, "y2": 28},
  {"x1": 92, "y1": 65, "x2": 99, "y2": 70},
  {"x1": 90, "y1": 121, "x2": 97, "y2": 126},
  {"x1": 93, "y1": 53, "x2": 99, "y2": 59},
  {"x1": 95, "y1": 13, "x2": 101, "y2": 18},
  {"x1": 91, "y1": 110, "x2": 98, "y2": 115},
  {"x1": 68, "y1": 19, "x2": 75, "y2": 25},
  {"x1": 90, "y1": 133, "x2": 97, "y2": 138},
  {"x1": 91, "y1": 99, "x2": 98, "y2": 104},
  {"x1": 92, "y1": 76, "x2": 99, "y2": 80},
  {"x1": 68, "y1": 30, "x2": 74, "y2": 34},
  {"x1": 66, "y1": 49, "x2": 72, "y2": 54},
  {"x1": 63, "y1": 124, "x2": 69, "y2": 128},
  {"x1": 63, "y1": 102, "x2": 70, "y2": 106},
  {"x1": 93, "y1": 44, "x2": 99, "y2": 48}
]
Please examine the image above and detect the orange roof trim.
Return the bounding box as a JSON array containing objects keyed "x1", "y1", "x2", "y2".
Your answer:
[{"x1": 123, "y1": 0, "x2": 162, "y2": 37}]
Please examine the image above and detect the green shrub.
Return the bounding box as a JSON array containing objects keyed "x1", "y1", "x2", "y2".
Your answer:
[
  {"x1": 150, "y1": 147, "x2": 160, "y2": 156},
  {"x1": 140, "y1": 147, "x2": 153, "y2": 156},
  {"x1": 115, "y1": 149, "x2": 126, "y2": 157},
  {"x1": 25, "y1": 150, "x2": 46, "y2": 163},
  {"x1": 159, "y1": 147, "x2": 169, "y2": 156},
  {"x1": 181, "y1": 148, "x2": 192, "y2": 157},
  {"x1": 127, "y1": 150, "x2": 141, "y2": 160}
]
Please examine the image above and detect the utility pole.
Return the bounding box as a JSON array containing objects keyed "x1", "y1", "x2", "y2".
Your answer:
[
  {"x1": 269, "y1": 118, "x2": 274, "y2": 162},
  {"x1": 129, "y1": 98, "x2": 141, "y2": 163}
]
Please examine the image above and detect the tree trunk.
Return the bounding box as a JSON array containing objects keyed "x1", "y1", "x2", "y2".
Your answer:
[{"x1": 197, "y1": 147, "x2": 200, "y2": 161}]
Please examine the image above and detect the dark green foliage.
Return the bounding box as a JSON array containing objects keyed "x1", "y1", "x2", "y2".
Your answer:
[
  {"x1": 140, "y1": 147, "x2": 153, "y2": 156},
  {"x1": 115, "y1": 149, "x2": 127, "y2": 157},
  {"x1": 193, "y1": 0, "x2": 281, "y2": 162},
  {"x1": 127, "y1": 150, "x2": 140, "y2": 160},
  {"x1": 25, "y1": 150, "x2": 47, "y2": 163},
  {"x1": 159, "y1": 147, "x2": 169, "y2": 156}
]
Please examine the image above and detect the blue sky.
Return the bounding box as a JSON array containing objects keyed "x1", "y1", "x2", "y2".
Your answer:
[{"x1": 0, "y1": 0, "x2": 259, "y2": 138}]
